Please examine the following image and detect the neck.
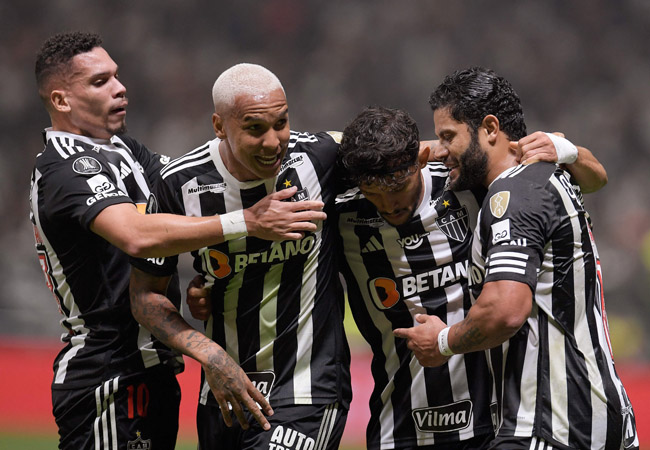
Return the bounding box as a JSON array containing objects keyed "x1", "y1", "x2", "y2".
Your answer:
[{"x1": 483, "y1": 138, "x2": 519, "y2": 187}]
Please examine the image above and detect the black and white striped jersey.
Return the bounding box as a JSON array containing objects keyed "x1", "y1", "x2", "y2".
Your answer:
[
  {"x1": 469, "y1": 162, "x2": 639, "y2": 450},
  {"x1": 131, "y1": 131, "x2": 352, "y2": 409},
  {"x1": 29, "y1": 129, "x2": 183, "y2": 389},
  {"x1": 336, "y1": 162, "x2": 495, "y2": 448}
]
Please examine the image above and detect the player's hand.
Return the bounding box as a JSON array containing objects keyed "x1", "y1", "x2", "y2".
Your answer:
[
  {"x1": 204, "y1": 346, "x2": 274, "y2": 430},
  {"x1": 393, "y1": 314, "x2": 451, "y2": 367},
  {"x1": 244, "y1": 186, "x2": 327, "y2": 241},
  {"x1": 186, "y1": 275, "x2": 211, "y2": 321},
  {"x1": 511, "y1": 131, "x2": 564, "y2": 165}
]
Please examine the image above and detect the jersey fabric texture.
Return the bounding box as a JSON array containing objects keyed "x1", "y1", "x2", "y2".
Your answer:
[
  {"x1": 336, "y1": 162, "x2": 495, "y2": 449},
  {"x1": 131, "y1": 131, "x2": 352, "y2": 411},
  {"x1": 29, "y1": 129, "x2": 183, "y2": 390},
  {"x1": 470, "y1": 162, "x2": 638, "y2": 450}
]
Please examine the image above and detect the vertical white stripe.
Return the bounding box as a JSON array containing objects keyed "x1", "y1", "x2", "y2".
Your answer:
[
  {"x1": 110, "y1": 378, "x2": 119, "y2": 450},
  {"x1": 547, "y1": 314, "x2": 569, "y2": 444},
  {"x1": 94, "y1": 384, "x2": 102, "y2": 450},
  {"x1": 513, "y1": 306, "x2": 538, "y2": 437},
  {"x1": 258, "y1": 263, "x2": 280, "y2": 370},
  {"x1": 314, "y1": 403, "x2": 333, "y2": 449},
  {"x1": 102, "y1": 380, "x2": 110, "y2": 449},
  {"x1": 550, "y1": 176, "x2": 609, "y2": 446},
  {"x1": 292, "y1": 235, "x2": 316, "y2": 403}
]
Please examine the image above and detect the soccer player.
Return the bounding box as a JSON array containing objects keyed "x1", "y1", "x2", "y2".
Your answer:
[
  {"x1": 395, "y1": 67, "x2": 639, "y2": 449},
  {"x1": 129, "y1": 63, "x2": 351, "y2": 450},
  {"x1": 337, "y1": 105, "x2": 607, "y2": 449},
  {"x1": 31, "y1": 32, "x2": 325, "y2": 449}
]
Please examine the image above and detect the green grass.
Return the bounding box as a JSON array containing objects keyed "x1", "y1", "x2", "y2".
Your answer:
[
  {"x1": 0, "y1": 431, "x2": 364, "y2": 449},
  {"x1": 0, "y1": 432, "x2": 198, "y2": 449}
]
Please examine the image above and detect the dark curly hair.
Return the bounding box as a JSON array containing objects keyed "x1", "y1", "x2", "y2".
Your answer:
[
  {"x1": 339, "y1": 106, "x2": 420, "y2": 187},
  {"x1": 429, "y1": 67, "x2": 527, "y2": 141},
  {"x1": 35, "y1": 31, "x2": 102, "y2": 105}
]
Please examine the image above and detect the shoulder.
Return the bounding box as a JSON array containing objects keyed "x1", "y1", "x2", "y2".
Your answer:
[
  {"x1": 159, "y1": 140, "x2": 214, "y2": 183},
  {"x1": 289, "y1": 130, "x2": 340, "y2": 151},
  {"x1": 491, "y1": 162, "x2": 556, "y2": 189}
]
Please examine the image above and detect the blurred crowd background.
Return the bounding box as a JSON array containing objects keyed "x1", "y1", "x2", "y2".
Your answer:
[{"x1": 1, "y1": 0, "x2": 649, "y2": 362}]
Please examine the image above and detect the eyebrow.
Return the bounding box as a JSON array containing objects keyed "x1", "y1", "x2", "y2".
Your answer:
[{"x1": 242, "y1": 107, "x2": 289, "y2": 122}]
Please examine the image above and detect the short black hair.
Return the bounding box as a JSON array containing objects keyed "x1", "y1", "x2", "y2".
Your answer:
[
  {"x1": 35, "y1": 31, "x2": 102, "y2": 103},
  {"x1": 429, "y1": 66, "x2": 527, "y2": 140},
  {"x1": 339, "y1": 106, "x2": 420, "y2": 187}
]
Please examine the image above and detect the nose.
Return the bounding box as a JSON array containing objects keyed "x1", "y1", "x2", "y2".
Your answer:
[
  {"x1": 433, "y1": 141, "x2": 449, "y2": 162},
  {"x1": 262, "y1": 129, "x2": 280, "y2": 151},
  {"x1": 113, "y1": 77, "x2": 127, "y2": 98},
  {"x1": 378, "y1": 193, "x2": 402, "y2": 214}
]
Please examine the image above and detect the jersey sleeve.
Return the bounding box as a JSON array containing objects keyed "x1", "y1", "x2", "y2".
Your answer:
[
  {"x1": 128, "y1": 165, "x2": 185, "y2": 277},
  {"x1": 479, "y1": 175, "x2": 559, "y2": 291},
  {"x1": 39, "y1": 153, "x2": 133, "y2": 230},
  {"x1": 117, "y1": 135, "x2": 170, "y2": 185}
]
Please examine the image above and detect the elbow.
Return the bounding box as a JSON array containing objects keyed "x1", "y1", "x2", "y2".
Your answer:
[
  {"x1": 583, "y1": 172, "x2": 608, "y2": 194},
  {"x1": 119, "y1": 234, "x2": 164, "y2": 259},
  {"x1": 490, "y1": 311, "x2": 528, "y2": 341}
]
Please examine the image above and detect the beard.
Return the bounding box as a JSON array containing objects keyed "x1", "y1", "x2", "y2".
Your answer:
[{"x1": 450, "y1": 132, "x2": 488, "y2": 191}]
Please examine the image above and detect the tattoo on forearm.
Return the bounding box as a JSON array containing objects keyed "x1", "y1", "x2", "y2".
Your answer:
[{"x1": 454, "y1": 317, "x2": 487, "y2": 353}]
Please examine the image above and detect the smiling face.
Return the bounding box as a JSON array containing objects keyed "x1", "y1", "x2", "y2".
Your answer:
[
  {"x1": 433, "y1": 107, "x2": 488, "y2": 191},
  {"x1": 214, "y1": 88, "x2": 290, "y2": 181},
  {"x1": 53, "y1": 47, "x2": 128, "y2": 139}
]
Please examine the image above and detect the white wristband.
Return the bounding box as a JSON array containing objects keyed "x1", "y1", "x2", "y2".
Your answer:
[
  {"x1": 437, "y1": 326, "x2": 455, "y2": 357},
  {"x1": 220, "y1": 210, "x2": 248, "y2": 241},
  {"x1": 545, "y1": 133, "x2": 578, "y2": 165}
]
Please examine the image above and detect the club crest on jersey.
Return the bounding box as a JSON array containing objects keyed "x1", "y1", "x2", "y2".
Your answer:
[
  {"x1": 412, "y1": 400, "x2": 473, "y2": 433},
  {"x1": 290, "y1": 187, "x2": 310, "y2": 202},
  {"x1": 489, "y1": 191, "x2": 510, "y2": 218},
  {"x1": 127, "y1": 431, "x2": 151, "y2": 450},
  {"x1": 72, "y1": 156, "x2": 102, "y2": 175},
  {"x1": 435, "y1": 207, "x2": 469, "y2": 242}
]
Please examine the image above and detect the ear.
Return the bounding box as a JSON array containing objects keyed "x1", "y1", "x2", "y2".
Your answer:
[
  {"x1": 417, "y1": 143, "x2": 431, "y2": 167},
  {"x1": 481, "y1": 115, "x2": 500, "y2": 144},
  {"x1": 212, "y1": 112, "x2": 226, "y2": 138},
  {"x1": 50, "y1": 90, "x2": 71, "y2": 113}
]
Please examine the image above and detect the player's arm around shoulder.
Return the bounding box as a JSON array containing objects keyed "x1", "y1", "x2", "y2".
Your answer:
[{"x1": 513, "y1": 131, "x2": 607, "y2": 193}]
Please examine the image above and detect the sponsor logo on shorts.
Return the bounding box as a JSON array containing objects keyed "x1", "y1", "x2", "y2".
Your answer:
[
  {"x1": 73, "y1": 156, "x2": 102, "y2": 175},
  {"x1": 269, "y1": 425, "x2": 316, "y2": 450},
  {"x1": 412, "y1": 400, "x2": 473, "y2": 433}
]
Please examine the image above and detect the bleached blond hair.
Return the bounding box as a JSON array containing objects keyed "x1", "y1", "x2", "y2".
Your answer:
[{"x1": 212, "y1": 63, "x2": 285, "y2": 114}]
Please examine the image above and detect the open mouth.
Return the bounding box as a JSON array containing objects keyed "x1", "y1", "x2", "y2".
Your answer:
[{"x1": 256, "y1": 154, "x2": 280, "y2": 166}]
